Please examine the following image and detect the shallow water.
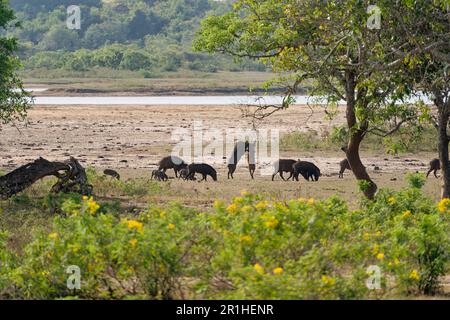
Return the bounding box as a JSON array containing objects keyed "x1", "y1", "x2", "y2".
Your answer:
[
  {"x1": 32, "y1": 95, "x2": 321, "y2": 105},
  {"x1": 29, "y1": 92, "x2": 431, "y2": 106}
]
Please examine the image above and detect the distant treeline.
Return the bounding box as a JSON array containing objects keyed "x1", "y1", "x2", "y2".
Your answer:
[{"x1": 7, "y1": 0, "x2": 266, "y2": 74}]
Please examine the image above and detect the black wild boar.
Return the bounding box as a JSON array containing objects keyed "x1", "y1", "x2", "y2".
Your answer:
[
  {"x1": 151, "y1": 170, "x2": 168, "y2": 181},
  {"x1": 103, "y1": 169, "x2": 120, "y2": 180},
  {"x1": 272, "y1": 159, "x2": 297, "y2": 181},
  {"x1": 179, "y1": 167, "x2": 196, "y2": 181},
  {"x1": 186, "y1": 163, "x2": 218, "y2": 182},
  {"x1": 158, "y1": 156, "x2": 187, "y2": 178},
  {"x1": 247, "y1": 142, "x2": 256, "y2": 180},
  {"x1": 427, "y1": 158, "x2": 440, "y2": 178},
  {"x1": 293, "y1": 161, "x2": 321, "y2": 181},
  {"x1": 227, "y1": 141, "x2": 248, "y2": 179},
  {"x1": 249, "y1": 163, "x2": 256, "y2": 180},
  {"x1": 338, "y1": 159, "x2": 351, "y2": 178}
]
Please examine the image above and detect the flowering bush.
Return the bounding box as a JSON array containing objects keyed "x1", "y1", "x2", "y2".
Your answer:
[
  {"x1": 0, "y1": 187, "x2": 448, "y2": 299},
  {"x1": 196, "y1": 189, "x2": 450, "y2": 299},
  {"x1": 2, "y1": 198, "x2": 201, "y2": 299}
]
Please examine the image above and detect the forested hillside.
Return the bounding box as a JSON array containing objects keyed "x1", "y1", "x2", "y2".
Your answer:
[{"x1": 7, "y1": 0, "x2": 265, "y2": 75}]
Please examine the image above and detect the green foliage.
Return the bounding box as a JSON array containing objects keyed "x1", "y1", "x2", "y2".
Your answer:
[
  {"x1": 85, "y1": 166, "x2": 164, "y2": 198},
  {"x1": 407, "y1": 173, "x2": 427, "y2": 190},
  {"x1": 357, "y1": 180, "x2": 372, "y2": 194},
  {"x1": 0, "y1": 231, "x2": 17, "y2": 297},
  {"x1": 1, "y1": 196, "x2": 201, "y2": 299},
  {"x1": 361, "y1": 188, "x2": 449, "y2": 295},
  {"x1": 120, "y1": 50, "x2": 152, "y2": 71},
  {"x1": 38, "y1": 26, "x2": 80, "y2": 51},
  {"x1": 8, "y1": 0, "x2": 264, "y2": 73},
  {"x1": 0, "y1": 0, "x2": 31, "y2": 125},
  {"x1": 0, "y1": 187, "x2": 449, "y2": 299}
]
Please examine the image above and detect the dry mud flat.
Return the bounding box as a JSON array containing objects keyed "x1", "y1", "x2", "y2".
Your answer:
[{"x1": 0, "y1": 104, "x2": 440, "y2": 202}]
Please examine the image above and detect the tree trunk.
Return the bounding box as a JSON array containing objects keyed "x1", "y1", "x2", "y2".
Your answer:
[
  {"x1": 345, "y1": 130, "x2": 378, "y2": 199},
  {"x1": 436, "y1": 97, "x2": 450, "y2": 199},
  {"x1": 0, "y1": 158, "x2": 68, "y2": 200},
  {"x1": 0, "y1": 157, "x2": 92, "y2": 200},
  {"x1": 344, "y1": 70, "x2": 378, "y2": 200}
]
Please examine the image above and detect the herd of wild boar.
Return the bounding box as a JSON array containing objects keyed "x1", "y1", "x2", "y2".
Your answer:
[{"x1": 102, "y1": 141, "x2": 443, "y2": 182}]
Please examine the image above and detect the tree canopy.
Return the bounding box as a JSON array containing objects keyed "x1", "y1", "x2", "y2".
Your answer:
[
  {"x1": 194, "y1": 0, "x2": 449, "y2": 198},
  {"x1": 0, "y1": 0, "x2": 30, "y2": 126},
  {"x1": 6, "y1": 0, "x2": 265, "y2": 73}
]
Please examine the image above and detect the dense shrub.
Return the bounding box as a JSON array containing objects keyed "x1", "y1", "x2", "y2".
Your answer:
[
  {"x1": 120, "y1": 50, "x2": 153, "y2": 71},
  {"x1": 196, "y1": 189, "x2": 449, "y2": 299},
  {"x1": 2, "y1": 198, "x2": 201, "y2": 299},
  {"x1": 0, "y1": 186, "x2": 448, "y2": 299}
]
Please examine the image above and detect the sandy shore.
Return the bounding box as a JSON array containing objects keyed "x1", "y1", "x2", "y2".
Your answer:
[
  {"x1": 0, "y1": 104, "x2": 338, "y2": 168},
  {"x1": 0, "y1": 103, "x2": 434, "y2": 172}
]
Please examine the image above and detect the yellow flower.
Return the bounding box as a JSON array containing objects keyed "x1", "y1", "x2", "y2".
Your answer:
[
  {"x1": 321, "y1": 275, "x2": 336, "y2": 286},
  {"x1": 48, "y1": 232, "x2": 58, "y2": 239},
  {"x1": 82, "y1": 195, "x2": 88, "y2": 201},
  {"x1": 87, "y1": 198, "x2": 100, "y2": 214},
  {"x1": 273, "y1": 267, "x2": 283, "y2": 275},
  {"x1": 254, "y1": 263, "x2": 264, "y2": 275},
  {"x1": 130, "y1": 238, "x2": 138, "y2": 248},
  {"x1": 409, "y1": 269, "x2": 420, "y2": 281},
  {"x1": 372, "y1": 244, "x2": 380, "y2": 255},
  {"x1": 402, "y1": 210, "x2": 412, "y2": 219},
  {"x1": 233, "y1": 197, "x2": 244, "y2": 204},
  {"x1": 255, "y1": 201, "x2": 269, "y2": 210},
  {"x1": 438, "y1": 198, "x2": 450, "y2": 214},
  {"x1": 168, "y1": 223, "x2": 175, "y2": 230},
  {"x1": 226, "y1": 203, "x2": 238, "y2": 214},
  {"x1": 388, "y1": 197, "x2": 396, "y2": 205},
  {"x1": 241, "y1": 205, "x2": 252, "y2": 214},
  {"x1": 127, "y1": 220, "x2": 143, "y2": 233},
  {"x1": 240, "y1": 235, "x2": 252, "y2": 242},
  {"x1": 363, "y1": 232, "x2": 370, "y2": 240},
  {"x1": 307, "y1": 198, "x2": 315, "y2": 205},
  {"x1": 376, "y1": 253, "x2": 385, "y2": 260},
  {"x1": 159, "y1": 211, "x2": 166, "y2": 218},
  {"x1": 264, "y1": 217, "x2": 279, "y2": 229}
]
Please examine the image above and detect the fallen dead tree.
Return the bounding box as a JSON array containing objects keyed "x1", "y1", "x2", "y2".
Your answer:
[{"x1": 0, "y1": 157, "x2": 92, "y2": 200}]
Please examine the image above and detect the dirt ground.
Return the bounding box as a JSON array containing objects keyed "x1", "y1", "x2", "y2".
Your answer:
[{"x1": 0, "y1": 103, "x2": 441, "y2": 204}]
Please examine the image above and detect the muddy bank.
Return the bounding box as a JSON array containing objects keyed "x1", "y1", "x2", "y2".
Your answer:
[{"x1": 36, "y1": 86, "x2": 290, "y2": 97}]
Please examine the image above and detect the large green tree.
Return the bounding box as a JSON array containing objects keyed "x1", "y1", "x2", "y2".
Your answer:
[
  {"x1": 194, "y1": 0, "x2": 421, "y2": 199},
  {"x1": 379, "y1": 1, "x2": 449, "y2": 198},
  {"x1": 0, "y1": 0, "x2": 30, "y2": 126}
]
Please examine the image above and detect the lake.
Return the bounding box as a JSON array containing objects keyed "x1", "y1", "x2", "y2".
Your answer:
[
  {"x1": 31, "y1": 95, "x2": 323, "y2": 105},
  {"x1": 26, "y1": 88, "x2": 432, "y2": 106}
]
